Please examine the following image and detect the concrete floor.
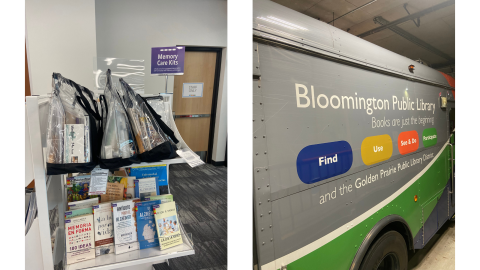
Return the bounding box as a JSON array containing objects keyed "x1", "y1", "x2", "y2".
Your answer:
[{"x1": 409, "y1": 219, "x2": 455, "y2": 270}]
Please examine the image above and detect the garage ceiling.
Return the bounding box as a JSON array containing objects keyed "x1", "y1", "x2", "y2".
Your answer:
[{"x1": 271, "y1": 0, "x2": 455, "y2": 77}]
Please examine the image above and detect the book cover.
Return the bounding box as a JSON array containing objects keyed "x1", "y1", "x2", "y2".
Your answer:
[
  {"x1": 134, "y1": 178, "x2": 158, "y2": 200},
  {"x1": 145, "y1": 194, "x2": 173, "y2": 203},
  {"x1": 126, "y1": 177, "x2": 136, "y2": 200},
  {"x1": 68, "y1": 197, "x2": 99, "y2": 211},
  {"x1": 65, "y1": 214, "x2": 95, "y2": 265},
  {"x1": 66, "y1": 175, "x2": 99, "y2": 202},
  {"x1": 103, "y1": 176, "x2": 134, "y2": 199},
  {"x1": 64, "y1": 124, "x2": 85, "y2": 163},
  {"x1": 100, "y1": 182, "x2": 124, "y2": 203},
  {"x1": 65, "y1": 208, "x2": 92, "y2": 219},
  {"x1": 126, "y1": 165, "x2": 169, "y2": 195},
  {"x1": 153, "y1": 201, "x2": 183, "y2": 250},
  {"x1": 92, "y1": 203, "x2": 115, "y2": 256},
  {"x1": 135, "y1": 200, "x2": 162, "y2": 249},
  {"x1": 112, "y1": 200, "x2": 139, "y2": 254}
]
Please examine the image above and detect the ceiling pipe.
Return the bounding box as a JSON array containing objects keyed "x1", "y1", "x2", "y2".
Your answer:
[
  {"x1": 372, "y1": 16, "x2": 454, "y2": 62},
  {"x1": 357, "y1": 0, "x2": 455, "y2": 38},
  {"x1": 328, "y1": 0, "x2": 378, "y2": 24}
]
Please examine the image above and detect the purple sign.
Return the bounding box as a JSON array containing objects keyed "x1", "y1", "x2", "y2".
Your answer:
[{"x1": 151, "y1": 46, "x2": 185, "y2": 75}]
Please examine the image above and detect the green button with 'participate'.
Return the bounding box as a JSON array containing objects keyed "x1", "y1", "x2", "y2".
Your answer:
[{"x1": 422, "y1": 128, "x2": 437, "y2": 148}]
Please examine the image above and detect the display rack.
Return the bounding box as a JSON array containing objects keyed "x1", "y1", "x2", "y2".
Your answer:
[{"x1": 26, "y1": 93, "x2": 196, "y2": 270}]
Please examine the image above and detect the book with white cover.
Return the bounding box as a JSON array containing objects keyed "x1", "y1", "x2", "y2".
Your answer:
[
  {"x1": 65, "y1": 214, "x2": 95, "y2": 265},
  {"x1": 92, "y1": 202, "x2": 115, "y2": 256},
  {"x1": 64, "y1": 124, "x2": 85, "y2": 163},
  {"x1": 138, "y1": 177, "x2": 158, "y2": 200},
  {"x1": 112, "y1": 200, "x2": 139, "y2": 254},
  {"x1": 68, "y1": 197, "x2": 99, "y2": 211}
]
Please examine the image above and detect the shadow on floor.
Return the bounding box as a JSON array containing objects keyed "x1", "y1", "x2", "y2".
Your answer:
[{"x1": 408, "y1": 219, "x2": 455, "y2": 270}]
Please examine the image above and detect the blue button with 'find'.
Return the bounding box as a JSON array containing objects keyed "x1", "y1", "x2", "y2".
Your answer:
[{"x1": 296, "y1": 141, "x2": 353, "y2": 184}]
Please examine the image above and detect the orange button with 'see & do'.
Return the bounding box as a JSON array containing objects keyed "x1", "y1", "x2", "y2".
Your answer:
[{"x1": 398, "y1": 130, "x2": 419, "y2": 155}]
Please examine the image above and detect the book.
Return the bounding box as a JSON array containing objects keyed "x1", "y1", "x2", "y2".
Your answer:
[
  {"x1": 68, "y1": 197, "x2": 99, "y2": 211},
  {"x1": 112, "y1": 200, "x2": 139, "y2": 254},
  {"x1": 92, "y1": 203, "x2": 115, "y2": 256},
  {"x1": 102, "y1": 176, "x2": 132, "y2": 199},
  {"x1": 153, "y1": 201, "x2": 183, "y2": 250},
  {"x1": 65, "y1": 208, "x2": 93, "y2": 219},
  {"x1": 126, "y1": 177, "x2": 136, "y2": 200},
  {"x1": 100, "y1": 182, "x2": 124, "y2": 203},
  {"x1": 134, "y1": 178, "x2": 158, "y2": 200},
  {"x1": 66, "y1": 175, "x2": 99, "y2": 202},
  {"x1": 135, "y1": 200, "x2": 162, "y2": 249},
  {"x1": 145, "y1": 194, "x2": 173, "y2": 203},
  {"x1": 126, "y1": 165, "x2": 169, "y2": 194},
  {"x1": 64, "y1": 124, "x2": 86, "y2": 163},
  {"x1": 65, "y1": 214, "x2": 95, "y2": 265}
]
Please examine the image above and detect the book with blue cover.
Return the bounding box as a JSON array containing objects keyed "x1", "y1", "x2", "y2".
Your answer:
[
  {"x1": 126, "y1": 164, "x2": 168, "y2": 195},
  {"x1": 135, "y1": 200, "x2": 162, "y2": 249}
]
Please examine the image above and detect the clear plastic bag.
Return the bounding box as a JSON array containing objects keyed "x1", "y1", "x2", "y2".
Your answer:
[
  {"x1": 46, "y1": 73, "x2": 97, "y2": 175},
  {"x1": 99, "y1": 69, "x2": 138, "y2": 168},
  {"x1": 145, "y1": 96, "x2": 172, "y2": 130},
  {"x1": 47, "y1": 73, "x2": 92, "y2": 164},
  {"x1": 119, "y1": 78, "x2": 168, "y2": 153}
]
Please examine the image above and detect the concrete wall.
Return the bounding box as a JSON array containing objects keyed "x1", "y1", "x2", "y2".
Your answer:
[
  {"x1": 95, "y1": 0, "x2": 228, "y2": 161},
  {"x1": 26, "y1": 0, "x2": 97, "y2": 95}
]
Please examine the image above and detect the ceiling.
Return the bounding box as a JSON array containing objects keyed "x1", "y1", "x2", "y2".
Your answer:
[{"x1": 271, "y1": 0, "x2": 455, "y2": 77}]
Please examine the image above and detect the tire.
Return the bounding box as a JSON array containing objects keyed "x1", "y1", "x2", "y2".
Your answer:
[{"x1": 359, "y1": 230, "x2": 408, "y2": 270}]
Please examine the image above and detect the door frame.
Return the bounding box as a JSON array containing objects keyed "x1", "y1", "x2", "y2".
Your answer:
[{"x1": 183, "y1": 46, "x2": 223, "y2": 164}]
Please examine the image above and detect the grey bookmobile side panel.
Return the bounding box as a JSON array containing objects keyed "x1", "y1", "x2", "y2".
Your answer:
[
  {"x1": 253, "y1": 78, "x2": 275, "y2": 266},
  {"x1": 254, "y1": 42, "x2": 261, "y2": 76},
  {"x1": 256, "y1": 43, "x2": 450, "y2": 260},
  {"x1": 258, "y1": 43, "x2": 448, "y2": 200}
]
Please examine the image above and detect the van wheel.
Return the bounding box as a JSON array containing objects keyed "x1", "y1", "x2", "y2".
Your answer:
[{"x1": 359, "y1": 230, "x2": 408, "y2": 270}]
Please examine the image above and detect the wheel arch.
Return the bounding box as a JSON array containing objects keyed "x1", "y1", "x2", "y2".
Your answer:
[{"x1": 349, "y1": 215, "x2": 414, "y2": 270}]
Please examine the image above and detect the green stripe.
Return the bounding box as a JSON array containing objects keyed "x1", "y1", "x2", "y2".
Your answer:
[{"x1": 287, "y1": 147, "x2": 450, "y2": 270}]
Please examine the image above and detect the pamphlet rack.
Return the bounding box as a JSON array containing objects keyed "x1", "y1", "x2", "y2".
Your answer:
[{"x1": 26, "y1": 93, "x2": 195, "y2": 270}]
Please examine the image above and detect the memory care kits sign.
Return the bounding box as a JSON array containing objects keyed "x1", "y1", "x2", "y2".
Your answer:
[{"x1": 151, "y1": 46, "x2": 185, "y2": 75}]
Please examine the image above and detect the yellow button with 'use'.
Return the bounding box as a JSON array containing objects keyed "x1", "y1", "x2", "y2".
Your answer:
[{"x1": 361, "y1": 134, "x2": 393, "y2": 166}]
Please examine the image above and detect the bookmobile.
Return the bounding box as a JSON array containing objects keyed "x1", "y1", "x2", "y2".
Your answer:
[{"x1": 252, "y1": 1, "x2": 455, "y2": 269}]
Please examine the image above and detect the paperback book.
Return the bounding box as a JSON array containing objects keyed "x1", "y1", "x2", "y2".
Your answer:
[
  {"x1": 135, "y1": 200, "x2": 162, "y2": 249},
  {"x1": 65, "y1": 208, "x2": 93, "y2": 219},
  {"x1": 134, "y1": 178, "x2": 158, "y2": 200},
  {"x1": 112, "y1": 200, "x2": 139, "y2": 254},
  {"x1": 92, "y1": 203, "x2": 115, "y2": 256},
  {"x1": 100, "y1": 182, "x2": 124, "y2": 203},
  {"x1": 68, "y1": 197, "x2": 99, "y2": 211},
  {"x1": 126, "y1": 164, "x2": 169, "y2": 194},
  {"x1": 64, "y1": 124, "x2": 86, "y2": 163},
  {"x1": 145, "y1": 194, "x2": 173, "y2": 203},
  {"x1": 66, "y1": 175, "x2": 99, "y2": 202},
  {"x1": 153, "y1": 201, "x2": 183, "y2": 250},
  {"x1": 65, "y1": 214, "x2": 95, "y2": 265}
]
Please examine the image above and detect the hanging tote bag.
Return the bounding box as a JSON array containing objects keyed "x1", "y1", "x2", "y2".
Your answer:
[
  {"x1": 118, "y1": 78, "x2": 176, "y2": 162},
  {"x1": 45, "y1": 73, "x2": 98, "y2": 175},
  {"x1": 141, "y1": 95, "x2": 179, "y2": 159},
  {"x1": 99, "y1": 69, "x2": 139, "y2": 169}
]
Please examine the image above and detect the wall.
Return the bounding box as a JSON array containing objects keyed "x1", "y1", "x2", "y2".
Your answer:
[
  {"x1": 96, "y1": 0, "x2": 228, "y2": 161},
  {"x1": 26, "y1": 0, "x2": 97, "y2": 95}
]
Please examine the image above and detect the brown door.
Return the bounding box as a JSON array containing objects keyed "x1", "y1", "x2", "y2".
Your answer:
[
  {"x1": 173, "y1": 51, "x2": 217, "y2": 154},
  {"x1": 23, "y1": 36, "x2": 30, "y2": 101}
]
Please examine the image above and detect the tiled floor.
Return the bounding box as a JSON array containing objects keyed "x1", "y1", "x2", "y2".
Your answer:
[
  {"x1": 154, "y1": 163, "x2": 227, "y2": 270},
  {"x1": 409, "y1": 219, "x2": 455, "y2": 270}
]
